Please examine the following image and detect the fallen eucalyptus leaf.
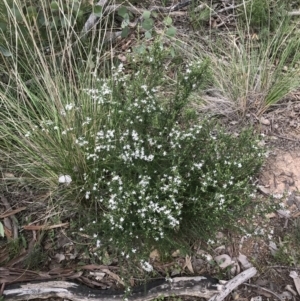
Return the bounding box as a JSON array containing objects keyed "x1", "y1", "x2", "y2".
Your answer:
[
  {"x1": 150, "y1": 249, "x2": 160, "y2": 261},
  {"x1": 278, "y1": 291, "x2": 292, "y2": 300},
  {"x1": 268, "y1": 241, "x2": 278, "y2": 256},
  {"x1": 238, "y1": 253, "x2": 253, "y2": 269},
  {"x1": 214, "y1": 254, "x2": 234, "y2": 269},
  {"x1": 289, "y1": 271, "x2": 300, "y2": 296},
  {"x1": 184, "y1": 255, "x2": 194, "y2": 274},
  {"x1": 277, "y1": 209, "x2": 291, "y2": 218}
]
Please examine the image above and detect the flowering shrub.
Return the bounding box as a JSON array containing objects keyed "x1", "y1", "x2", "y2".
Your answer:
[
  {"x1": 0, "y1": 40, "x2": 265, "y2": 257},
  {"x1": 67, "y1": 41, "x2": 264, "y2": 254}
]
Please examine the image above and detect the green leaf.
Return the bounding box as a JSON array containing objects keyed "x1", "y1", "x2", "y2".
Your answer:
[
  {"x1": 94, "y1": 5, "x2": 103, "y2": 17},
  {"x1": 121, "y1": 19, "x2": 129, "y2": 29},
  {"x1": 26, "y1": 6, "x2": 37, "y2": 18},
  {"x1": 134, "y1": 44, "x2": 146, "y2": 54},
  {"x1": 72, "y1": 0, "x2": 80, "y2": 11},
  {"x1": 121, "y1": 26, "x2": 130, "y2": 38},
  {"x1": 0, "y1": 45, "x2": 12, "y2": 57},
  {"x1": 12, "y1": 7, "x2": 23, "y2": 22},
  {"x1": 50, "y1": 1, "x2": 59, "y2": 11},
  {"x1": 0, "y1": 22, "x2": 7, "y2": 32},
  {"x1": 152, "y1": 11, "x2": 158, "y2": 18},
  {"x1": 170, "y1": 47, "x2": 175, "y2": 58},
  {"x1": 0, "y1": 222, "x2": 4, "y2": 237},
  {"x1": 145, "y1": 31, "x2": 152, "y2": 39},
  {"x1": 166, "y1": 26, "x2": 176, "y2": 37},
  {"x1": 142, "y1": 10, "x2": 151, "y2": 19},
  {"x1": 142, "y1": 18, "x2": 154, "y2": 31},
  {"x1": 118, "y1": 6, "x2": 128, "y2": 18},
  {"x1": 164, "y1": 16, "x2": 172, "y2": 26}
]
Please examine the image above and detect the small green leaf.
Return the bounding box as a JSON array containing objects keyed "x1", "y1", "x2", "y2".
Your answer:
[
  {"x1": 164, "y1": 16, "x2": 172, "y2": 26},
  {"x1": 0, "y1": 45, "x2": 12, "y2": 57},
  {"x1": 0, "y1": 22, "x2": 7, "y2": 32},
  {"x1": 27, "y1": 6, "x2": 37, "y2": 18},
  {"x1": 152, "y1": 11, "x2": 158, "y2": 18},
  {"x1": 94, "y1": 5, "x2": 103, "y2": 17},
  {"x1": 72, "y1": 1, "x2": 80, "y2": 11},
  {"x1": 142, "y1": 18, "x2": 154, "y2": 31},
  {"x1": 118, "y1": 6, "x2": 128, "y2": 18},
  {"x1": 121, "y1": 19, "x2": 129, "y2": 29},
  {"x1": 121, "y1": 26, "x2": 130, "y2": 38},
  {"x1": 50, "y1": 1, "x2": 59, "y2": 11},
  {"x1": 145, "y1": 31, "x2": 152, "y2": 39},
  {"x1": 76, "y1": 9, "x2": 84, "y2": 18},
  {"x1": 0, "y1": 222, "x2": 4, "y2": 237},
  {"x1": 142, "y1": 10, "x2": 151, "y2": 19},
  {"x1": 12, "y1": 7, "x2": 23, "y2": 22},
  {"x1": 166, "y1": 26, "x2": 176, "y2": 37},
  {"x1": 134, "y1": 44, "x2": 146, "y2": 54},
  {"x1": 122, "y1": 13, "x2": 129, "y2": 21},
  {"x1": 170, "y1": 47, "x2": 175, "y2": 58}
]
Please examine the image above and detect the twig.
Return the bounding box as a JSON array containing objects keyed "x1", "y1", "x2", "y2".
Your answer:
[
  {"x1": 270, "y1": 265, "x2": 300, "y2": 270},
  {"x1": 243, "y1": 283, "x2": 283, "y2": 300},
  {"x1": 271, "y1": 133, "x2": 299, "y2": 142}
]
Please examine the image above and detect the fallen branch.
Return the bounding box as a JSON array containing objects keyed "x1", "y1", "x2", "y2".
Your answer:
[
  {"x1": 2, "y1": 268, "x2": 257, "y2": 301},
  {"x1": 208, "y1": 267, "x2": 257, "y2": 301}
]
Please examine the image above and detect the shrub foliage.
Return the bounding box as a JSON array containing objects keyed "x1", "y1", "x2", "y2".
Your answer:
[{"x1": 0, "y1": 39, "x2": 265, "y2": 255}]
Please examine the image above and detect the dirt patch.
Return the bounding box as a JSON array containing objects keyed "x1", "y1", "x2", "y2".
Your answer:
[{"x1": 261, "y1": 150, "x2": 300, "y2": 196}]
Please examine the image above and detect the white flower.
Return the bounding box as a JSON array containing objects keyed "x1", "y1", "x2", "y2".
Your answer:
[
  {"x1": 58, "y1": 175, "x2": 72, "y2": 185},
  {"x1": 65, "y1": 103, "x2": 74, "y2": 111},
  {"x1": 140, "y1": 260, "x2": 153, "y2": 272}
]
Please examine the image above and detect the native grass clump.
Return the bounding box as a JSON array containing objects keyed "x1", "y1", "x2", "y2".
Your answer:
[
  {"x1": 0, "y1": 38, "x2": 266, "y2": 257},
  {"x1": 187, "y1": 0, "x2": 300, "y2": 118}
]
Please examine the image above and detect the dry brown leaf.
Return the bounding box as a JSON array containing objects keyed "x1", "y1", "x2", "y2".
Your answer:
[
  {"x1": 117, "y1": 54, "x2": 127, "y2": 62},
  {"x1": 171, "y1": 249, "x2": 181, "y2": 257},
  {"x1": 149, "y1": 249, "x2": 160, "y2": 261},
  {"x1": 214, "y1": 254, "x2": 234, "y2": 269},
  {"x1": 238, "y1": 253, "x2": 253, "y2": 269},
  {"x1": 184, "y1": 255, "x2": 194, "y2": 274},
  {"x1": 289, "y1": 271, "x2": 300, "y2": 296}
]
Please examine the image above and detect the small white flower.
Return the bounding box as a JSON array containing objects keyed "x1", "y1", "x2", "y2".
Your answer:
[
  {"x1": 58, "y1": 175, "x2": 72, "y2": 185},
  {"x1": 140, "y1": 260, "x2": 153, "y2": 272},
  {"x1": 65, "y1": 103, "x2": 74, "y2": 111}
]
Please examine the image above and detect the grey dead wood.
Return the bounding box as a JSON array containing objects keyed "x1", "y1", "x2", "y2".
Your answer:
[{"x1": 2, "y1": 268, "x2": 257, "y2": 301}]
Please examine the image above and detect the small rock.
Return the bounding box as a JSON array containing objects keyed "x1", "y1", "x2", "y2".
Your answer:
[{"x1": 260, "y1": 117, "x2": 270, "y2": 125}]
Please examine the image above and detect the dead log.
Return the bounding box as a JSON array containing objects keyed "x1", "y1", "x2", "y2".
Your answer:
[{"x1": 2, "y1": 268, "x2": 257, "y2": 301}]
